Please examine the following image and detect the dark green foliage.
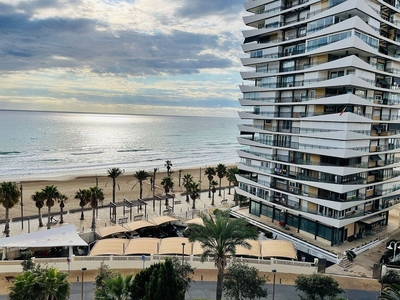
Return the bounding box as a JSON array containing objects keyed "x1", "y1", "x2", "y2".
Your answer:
[
  {"x1": 131, "y1": 258, "x2": 185, "y2": 300},
  {"x1": 94, "y1": 262, "x2": 116, "y2": 292},
  {"x1": 295, "y1": 273, "x2": 344, "y2": 300},
  {"x1": 380, "y1": 270, "x2": 400, "y2": 285},
  {"x1": 171, "y1": 257, "x2": 195, "y2": 291},
  {"x1": 223, "y1": 262, "x2": 268, "y2": 300},
  {"x1": 9, "y1": 266, "x2": 70, "y2": 300},
  {"x1": 346, "y1": 250, "x2": 356, "y2": 262},
  {"x1": 379, "y1": 283, "x2": 400, "y2": 299},
  {"x1": 20, "y1": 250, "x2": 35, "y2": 271},
  {"x1": 95, "y1": 273, "x2": 134, "y2": 300}
]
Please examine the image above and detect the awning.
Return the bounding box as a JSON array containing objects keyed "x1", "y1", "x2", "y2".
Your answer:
[
  {"x1": 159, "y1": 237, "x2": 191, "y2": 255},
  {"x1": 360, "y1": 215, "x2": 384, "y2": 225},
  {"x1": 89, "y1": 238, "x2": 127, "y2": 256},
  {"x1": 0, "y1": 225, "x2": 87, "y2": 248},
  {"x1": 236, "y1": 240, "x2": 261, "y2": 257},
  {"x1": 260, "y1": 240, "x2": 297, "y2": 259},
  {"x1": 244, "y1": 35, "x2": 260, "y2": 44},
  {"x1": 124, "y1": 238, "x2": 160, "y2": 255},
  {"x1": 370, "y1": 155, "x2": 383, "y2": 161},
  {"x1": 97, "y1": 225, "x2": 129, "y2": 238},
  {"x1": 150, "y1": 216, "x2": 177, "y2": 226}
]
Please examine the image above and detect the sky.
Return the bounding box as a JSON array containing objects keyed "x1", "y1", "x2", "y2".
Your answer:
[{"x1": 0, "y1": 0, "x2": 249, "y2": 117}]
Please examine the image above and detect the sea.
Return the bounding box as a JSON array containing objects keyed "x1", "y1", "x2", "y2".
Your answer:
[{"x1": 0, "y1": 110, "x2": 242, "y2": 181}]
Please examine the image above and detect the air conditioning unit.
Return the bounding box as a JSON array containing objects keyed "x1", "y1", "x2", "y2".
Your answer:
[
  {"x1": 289, "y1": 187, "x2": 294, "y2": 192},
  {"x1": 376, "y1": 146, "x2": 381, "y2": 151}
]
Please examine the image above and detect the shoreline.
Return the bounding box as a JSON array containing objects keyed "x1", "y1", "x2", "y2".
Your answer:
[{"x1": 1, "y1": 163, "x2": 236, "y2": 220}]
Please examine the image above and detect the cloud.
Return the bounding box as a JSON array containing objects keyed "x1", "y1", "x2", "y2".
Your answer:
[{"x1": 174, "y1": 0, "x2": 243, "y2": 18}]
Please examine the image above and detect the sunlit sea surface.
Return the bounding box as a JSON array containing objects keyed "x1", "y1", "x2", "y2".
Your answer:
[{"x1": 0, "y1": 110, "x2": 241, "y2": 181}]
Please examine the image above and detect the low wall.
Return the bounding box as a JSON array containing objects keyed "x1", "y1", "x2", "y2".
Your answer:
[{"x1": 0, "y1": 255, "x2": 318, "y2": 275}]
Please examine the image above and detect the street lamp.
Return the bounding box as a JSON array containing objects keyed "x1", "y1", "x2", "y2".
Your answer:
[
  {"x1": 20, "y1": 184, "x2": 24, "y2": 230},
  {"x1": 181, "y1": 242, "x2": 186, "y2": 265},
  {"x1": 272, "y1": 269, "x2": 277, "y2": 300},
  {"x1": 81, "y1": 267, "x2": 87, "y2": 300},
  {"x1": 387, "y1": 241, "x2": 400, "y2": 262}
]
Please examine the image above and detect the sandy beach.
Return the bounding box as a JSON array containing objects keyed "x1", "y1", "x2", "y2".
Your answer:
[{"x1": 1, "y1": 164, "x2": 235, "y2": 220}]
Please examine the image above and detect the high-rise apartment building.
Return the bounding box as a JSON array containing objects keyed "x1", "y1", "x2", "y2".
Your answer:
[{"x1": 237, "y1": 0, "x2": 400, "y2": 246}]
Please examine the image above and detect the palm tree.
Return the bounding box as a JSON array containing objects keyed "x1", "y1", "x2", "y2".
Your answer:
[
  {"x1": 89, "y1": 186, "x2": 104, "y2": 230},
  {"x1": 58, "y1": 194, "x2": 68, "y2": 224},
  {"x1": 107, "y1": 167, "x2": 123, "y2": 203},
  {"x1": 204, "y1": 167, "x2": 216, "y2": 198},
  {"x1": 226, "y1": 166, "x2": 239, "y2": 196},
  {"x1": 0, "y1": 182, "x2": 20, "y2": 237},
  {"x1": 161, "y1": 176, "x2": 174, "y2": 206},
  {"x1": 178, "y1": 169, "x2": 183, "y2": 186},
  {"x1": 9, "y1": 267, "x2": 70, "y2": 300},
  {"x1": 165, "y1": 160, "x2": 173, "y2": 176},
  {"x1": 152, "y1": 167, "x2": 159, "y2": 197},
  {"x1": 216, "y1": 164, "x2": 227, "y2": 196},
  {"x1": 188, "y1": 211, "x2": 259, "y2": 300},
  {"x1": 31, "y1": 190, "x2": 45, "y2": 227},
  {"x1": 95, "y1": 273, "x2": 134, "y2": 300},
  {"x1": 42, "y1": 185, "x2": 60, "y2": 230},
  {"x1": 380, "y1": 283, "x2": 400, "y2": 300},
  {"x1": 182, "y1": 174, "x2": 193, "y2": 202},
  {"x1": 133, "y1": 170, "x2": 150, "y2": 199},
  {"x1": 75, "y1": 189, "x2": 90, "y2": 220},
  {"x1": 210, "y1": 180, "x2": 218, "y2": 206},
  {"x1": 188, "y1": 181, "x2": 200, "y2": 210}
]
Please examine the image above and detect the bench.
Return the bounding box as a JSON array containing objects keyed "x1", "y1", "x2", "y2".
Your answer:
[
  {"x1": 221, "y1": 199, "x2": 228, "y2": 204},
  {"x1": 118, "y1": 217, "x2": 128, "y2": 225},
  {"x1": 174, "y1": 200, "x2": 182, "y2": 205},
  {"x1": 133, "y1": 214, "x2": 143, "y2": 221},
  {"x1": 5, "y1": 276, "x2": 14, "y2": 282}
]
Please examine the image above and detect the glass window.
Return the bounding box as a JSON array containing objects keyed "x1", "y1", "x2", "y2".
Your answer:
[{"x1": 250, "y1": 201, "x2": 260, "y2": 216}]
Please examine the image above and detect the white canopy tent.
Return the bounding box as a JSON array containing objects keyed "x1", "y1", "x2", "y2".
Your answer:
[{"x1": 0, "y1": 225, "x2": 87, "y2": 260}]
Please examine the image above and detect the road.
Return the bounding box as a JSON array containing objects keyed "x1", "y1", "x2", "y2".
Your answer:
[{"x1": 1, "y1": 281, "x2": 380, "y2": 299}]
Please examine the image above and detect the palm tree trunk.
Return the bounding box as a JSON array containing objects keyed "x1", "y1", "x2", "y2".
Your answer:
[
  {"x1": 38, "y1": 208, "x2": 43, "y2": 227},
  {"x1": 192, "y1": 198, "x2": 196, "y2": 210},
  {"x1": 218, "y1": 178, "x2": 222, "y2": 196},
  {"x1": 47, "y1": 207, "x2": 51, "y2": 230},
  {"x1": 186, "y1": 189, "x2": 189, "y2": 202},
  {"x1": 139, "y1": 182, "x2": 143, "y2": 199},
  {"x1": 60, "y1": 202, "x2": 64, "y2": 224},
  {"x1": 228, "y1": 182, "x2": 231, "y2": 195},
  {"x1": 112, "y1": 180, "x2": 116, "y2": 203},
  {"x1": 91, "y1": 208, "x2": 96, "y2": 230},
  {"x1": 4, "y1": 208, "x2": 10, "y2": 237},
  {"x1": 216, "y1": 265, "x2": 224, "y2": 300},
  {"x1": 211, "y1": 192, "x2": 215, "y2": 206},
  {"x1": 80, "y1": 206, "x2": 84, "y2": 220},
  {"x1": 208, "y1": 182, "x2": 211, "y2": 198}
]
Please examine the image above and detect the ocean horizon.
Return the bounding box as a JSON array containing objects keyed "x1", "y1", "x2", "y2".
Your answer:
[{"x1": 0, "y1": 110, "x2": 241, "y2": 181}]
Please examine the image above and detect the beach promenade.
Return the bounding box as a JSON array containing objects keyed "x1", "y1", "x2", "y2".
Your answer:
[{"x1": 0, "y1": 168, "x2": 395, "y2": 296}]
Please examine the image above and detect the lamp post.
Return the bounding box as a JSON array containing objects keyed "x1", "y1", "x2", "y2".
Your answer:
[
  {"x1": 20, "y1": 184, "x2": 24, "y2": 230},
  {"x1": 387, "y1": 241, "x2": 400, "y2": 262},
  {"x1": 272, "y1": 269, "x2": 277, "y2": 300},
  {"x1": 181, "y1": 242, "x2": 185, "y2": 265},
  {"x1": 81, "y1": 267, "x2": 87, "y2": 300}
]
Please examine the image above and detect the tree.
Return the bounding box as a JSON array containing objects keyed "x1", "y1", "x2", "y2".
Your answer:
[
  {"x1": 134, "y1": 170, "x2": 150, "y2": 199},
  {"x1": 107, "y1": 167, "x2": 123, "y2": 203},
  {"x1": 188, "y1": 181, "x2": 200, "y2": 210},
  {"x1": 188, "y1": 210, "x2": 259, "y2": 300},
  {"x1": 170, "y1": 257, "x2": 195, "y2": 292},
  {"x1": 58, "y1": 193, "x2": 67, "y2": 224},
  {"x1": 211, "y1": 179, "x2": 218, "y2": 206},
  {"x1": 295, "y1": 273, "x2": 344, "y2": 300},
  {"x1": 183, "y1": 174, "x2": 193, "y2": 202},
  {"x1": 216, "y1": 164, "x2": 227, "y2": 196},
  {"x1": 204, "y1": 167, "x2": 216, "y2": 198},
  {"x1": 42, "y1": 185, "x2": 60, "y2": 230},
  {"x1": 226, "y1": 166, "x2": 239, "y2": 196},
  {"x1": 223, "y1": 262, "x2": 268, "y2": 300},
  {"x1": 165, "y1": 160, "x2": 173, "y2": 176},
  {"x1": 0, "y1": 181, "x2": 20, "y2": 237},
  {"x1": 95, "y1": 273, "x2": 134, "y2": 300},
  {"x1": 20, "y1": 250, "x2": 35, "y2": 272},
  {"x1": 94, "y1": 262, "x2": 116, "y2": 292},
  {"x1": 152, "y1": 167, "x2": 158, "y2": 197},
  {"x1": 161, "y1": 176, "x2": 173, "y2": 206},
  {"x1": 31, "y1": 190, "x2": 45, "y2": 227},
  {"x1": 130, "y1": 258, "x2": 187, "y2": 300},
  {"x1": 379, "y1": 283, "x2": 400, "y2": 300},
  {"x1": 9, "y1": 266, "x2": 70, "y2": 300},
  {"x1": 144, "y1": 258, "x2": 184, "y2": 300},
  {"x1": 178, "y1": 169, "x2": 183, "y2": 186},
  {"x1": 380, "y1": 270, "x2": 400, "y2": 285},
  {"x1": 75, "y1": 188, "x2": 90, "y2": 220},
  {"x1": 89, "y1": 186, "x2": 104, "y2": 230}
]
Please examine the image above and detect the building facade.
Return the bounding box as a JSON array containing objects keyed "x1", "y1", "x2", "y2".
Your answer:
[{"x1": 237, "y1": 0, "x2": 400, "y2": 246}]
